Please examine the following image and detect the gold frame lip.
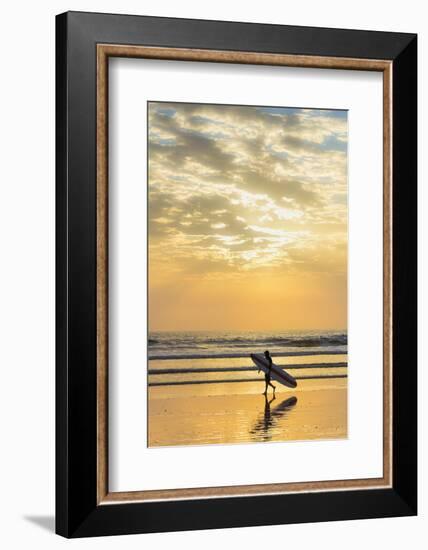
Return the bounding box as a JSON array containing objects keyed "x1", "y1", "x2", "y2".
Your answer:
[
  {"x1": 97, "y1": 44, "x2": 393, "y2": 504},
  {"x1": 100, "y1": 477, "x2": 390, "y2": 506},
  {"x1": 98, "y1": 43, "x2": 392, "y2": 71}
]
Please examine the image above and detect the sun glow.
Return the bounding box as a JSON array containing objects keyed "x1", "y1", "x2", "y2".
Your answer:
[{"x1": 148, "y1": 102, "x2": 348, "y2": 331}]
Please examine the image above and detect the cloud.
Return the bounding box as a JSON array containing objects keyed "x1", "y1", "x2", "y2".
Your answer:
[{"x1": 148, "y1": 102, "x2": 347, "y2": 277}]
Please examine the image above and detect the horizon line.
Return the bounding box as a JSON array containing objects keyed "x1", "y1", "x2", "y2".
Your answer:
[{"x1": 148, "y1": 328, "x2": 348, "y2": 333}]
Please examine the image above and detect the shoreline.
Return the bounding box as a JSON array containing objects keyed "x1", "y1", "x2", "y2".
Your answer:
[
  {"x1": 148, "y1": 353, "x2": 348, "y2": 387},
  {"x1": 149, "y1": 374, "x2": 347, "y2": 387},
  {"x1": 149, "y1": 349, "x2": 346, "y2": 361}
]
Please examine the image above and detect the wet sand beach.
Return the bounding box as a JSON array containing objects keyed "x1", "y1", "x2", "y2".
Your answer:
[{"x1": 148, "y1": 378, "x2": 347, "y2": 447}]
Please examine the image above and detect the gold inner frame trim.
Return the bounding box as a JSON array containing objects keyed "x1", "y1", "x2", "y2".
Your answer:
[{"x1": 96, "y1": 43, "x2": 393, "y2": 505}]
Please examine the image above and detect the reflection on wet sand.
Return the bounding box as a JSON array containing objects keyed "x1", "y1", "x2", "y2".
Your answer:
[
  {"x1": 250, "y1": 396, "x2": 298, "y2": 442},
  {"x1": 148, "y1": 379, "x2": 347, "y2": 447}
]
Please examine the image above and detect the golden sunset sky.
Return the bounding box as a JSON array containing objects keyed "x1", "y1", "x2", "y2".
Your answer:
[{"x1": 148, "y1": 102, "x2": 347, "y2": 331}]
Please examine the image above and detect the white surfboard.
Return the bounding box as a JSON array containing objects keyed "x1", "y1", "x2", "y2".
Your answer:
[{"x1": 251, "y1": 353, "x2": 297, "y2": 388}]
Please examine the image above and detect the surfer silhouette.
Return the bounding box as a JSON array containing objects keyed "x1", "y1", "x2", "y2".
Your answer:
[{"x1": 260, "y1": 350, "x2": 276, "y2": 395}]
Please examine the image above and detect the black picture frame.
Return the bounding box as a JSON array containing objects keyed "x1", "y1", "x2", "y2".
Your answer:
[{"x1": 56, "y1": 11, "x2": 417, "y2": 538}]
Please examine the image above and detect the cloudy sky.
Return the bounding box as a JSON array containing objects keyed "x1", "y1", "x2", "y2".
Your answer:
[{"x1": 148, "y1": 102, "x2": 347, "y2": 332}]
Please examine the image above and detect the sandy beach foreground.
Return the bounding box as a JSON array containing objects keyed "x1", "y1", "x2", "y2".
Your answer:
[{"x1": 148, "y1": 378, "x2": 347, "y2": 447}]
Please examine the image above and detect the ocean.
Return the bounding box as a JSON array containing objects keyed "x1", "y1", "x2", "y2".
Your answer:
[{"x1": 147, "y1": 330, "x2": 347, "y2": 387}]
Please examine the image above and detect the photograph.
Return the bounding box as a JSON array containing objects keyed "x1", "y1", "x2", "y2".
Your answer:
[{"x1": 147, "y1": 101, "x2": 348, "y2": 447}]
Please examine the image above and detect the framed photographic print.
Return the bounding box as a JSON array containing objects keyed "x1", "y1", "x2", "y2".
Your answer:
[{"x1": 56, "y1": 11, "x2": 417, "y2": 537}]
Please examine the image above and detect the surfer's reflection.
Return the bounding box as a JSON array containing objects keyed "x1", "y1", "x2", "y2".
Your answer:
[{"x1": 250, "y1": 395, "x2": 298, "y2": 442}]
